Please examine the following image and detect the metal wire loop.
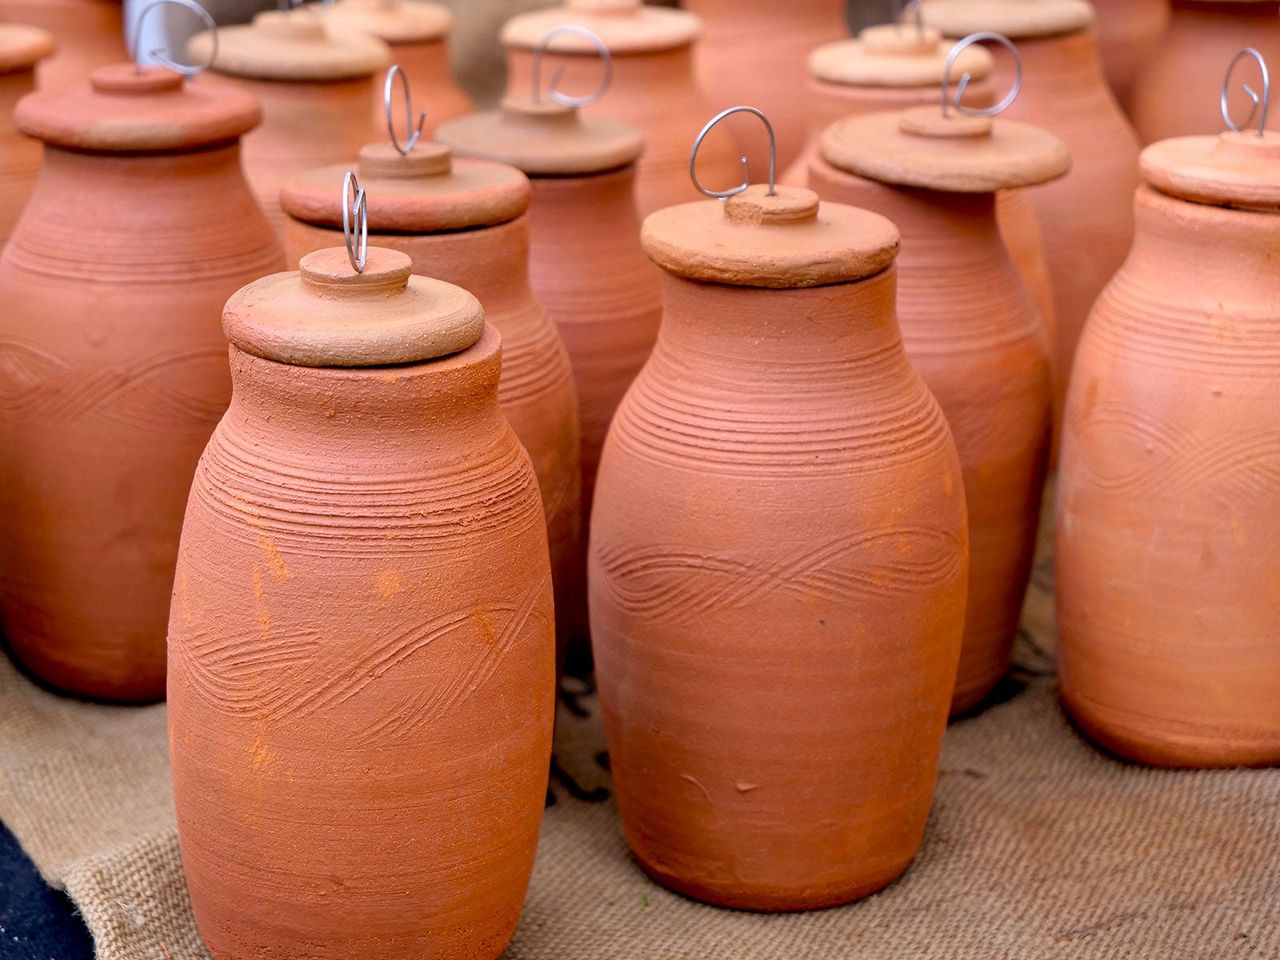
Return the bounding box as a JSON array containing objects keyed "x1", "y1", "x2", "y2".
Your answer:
[
  {"x1": 342, "y1": 171, "x2": 369, "y2": 274},
  {"x1": 689, "y1": 106, "x2": 777, "y2": 200},
  {"x1": 893, "y1": 0, "x2": 925, "y2": 42},
  {"x1": 129, "y1": 0, "x2": 218, "y2": 77},
  {"x1": 1222, "y1": 47, "x2": 1271, "y2": 136},
  {"x1": 532, "y1": 26, "x2": 613, "y2": 108},
  {"x1": 941, "y1": 31, "x2": 1022, "y2": 119},
  {"x1": 384, "y1": 65, "x2": 426, "y2": 156}
]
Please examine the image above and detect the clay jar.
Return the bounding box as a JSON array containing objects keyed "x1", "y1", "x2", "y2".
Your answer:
[
  {"x1": 811, "y1": 107, "x2": 1070, "y2": 713},
  {"x1": 322, "y1": 0, "x2": 473, "y2": 135},
  {"x1": 438, "y1": 98, "x2": 661, "y2": 588},
  {"x1": 683, "y1": 0, "x2": 848, "y2": 171},
  {"x1": 188, "y1": 11, "x2": 390, "y2": 239},
  {"x1": 501, "y1": 0, "x2": 742, "y2": 218},
  {"x1": 0, "y1": 25, "x2": 53, "y2": 246},
  {"x1": 590, "y1": 185, "x2": 969, "y2": 909},
  {"x1": 1129, "y1": 1, "x2": 1280, "y2": 144},
  {"x1": 281, "y1": 141, "x2": 582, "y2": 665},
  {"x1": 923, "y1": 0, "x2": 1142, "y2": 432},
  {"x1": 0, "y1": 65, "x2": 282, "y2": 701},
  {"x1": 169, "y1": 246, "x2": 554, "y2": 958},
  {"x1": 1090, "y1": 0, "x2": 1169, "y2": 108},
  {"x1": 1057, "y1": 131, "x2": 1280, "y2": 768},
  {"x1": 0, "y1": 0, "x2": 121, "y2": 91}
]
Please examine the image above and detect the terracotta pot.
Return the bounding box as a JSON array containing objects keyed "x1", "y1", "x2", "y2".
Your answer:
[
  {"x1": 1091, "y1": 0, "x2": 1169, "y2": 108},
  {"x1": 924, "y1": 0, "x2": 1142, "y2": 439},
  {"x1": 322, "y1": 0, "x2": 473, "y2": 135},
  {"x1": 0, "y1": 65, "x2": 282, "y2": 701},
  {"x1": 590, "y1": 184, "x2": 969, "y2": 910},
  {"x1": 0, "y1": 0, "x2": 121, "y2": 91},
  {"x1": 501, "y1": 0, "x2": 742, "y2": 219},
  {"x1": 683, "y1": 0, "x2": 847, "y2": 171},
  {"x1": 1057, "y1": 131, "x2": 1280, "y2": 768},
  {"x1": 438, "y1": 97, "x2": 662, "y2": 635},
  {"x1": 1129, "y1": 1, "x2": 1280, "y2": 144},
  {"x1": 282, "y1": 141, "x2": 582, "y2": 667},
  {"x1": 169, "y1": 246, "x2": 554, "y2": 958},
  {"x1": 188, "y1": 11, "x2": 390, "y2": 240},
  {"x1": 812, "y1": 106, "x2": 1069, "y2": 713},
  {"x1": 0, "y1": 25, "x2": 52, "y2": 246}
]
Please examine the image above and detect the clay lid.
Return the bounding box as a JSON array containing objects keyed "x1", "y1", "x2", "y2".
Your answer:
[
  {"x1": 820, "y1": 106, "x2": 1070, "y2": 192},
  {"x1": 188, "y1": 10, "x2": 390, "y2": 82},
  {"x1": 502, "y1": 0, "x2": 700, "y2": 54},
  {"x1": 435, "y1": 96, "x2": 642, "y2": 176},
  {"x1": 282, "y1": 141, "x2": 531, "y2": 232},
  {"x1": 223, "y1": 246, "x2": 485, "y2": 367},
  {"x1": 642, "y1": 185, "x2": 900, "y2": 289},
  {"x1": 920, "y1": 0, "x2": 1094, "y2": 39},
  {"x1": 0, "y1": 24, "x2": 55, "y2": 74},
  {"x1": 324, "y1": 0, "x2": 454, "y2": 44},
  {"x1": 810, "y1": 25, "x2": 993, "y2": 88},
  {"x1": 14, "y1": 63, "x2": 261, "y2": 153},
  {"x1": 1142, "y1": 132, "x2": 1280, "y2": 212}
]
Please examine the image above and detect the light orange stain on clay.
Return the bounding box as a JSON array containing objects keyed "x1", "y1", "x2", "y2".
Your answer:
[
  {"x1": 473, "y1": 609, "x2": 497, "y2": 646},
  {"x1": 252, "y1": 568, "x2": 271, "y2": 638},
  {"x1": 247, "y1": 734, "x2": 275, "y2": 772},
  {"x1": 372, "y1": 570, "x2": 403, "y2": 598},
  {"x1": 257, "y1": 536, "x2": 293, "y2": 582}
]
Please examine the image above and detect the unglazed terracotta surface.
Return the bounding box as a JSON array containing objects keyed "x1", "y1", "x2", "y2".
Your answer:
[
  {"x1": 684, "y1": 0, "x2": 847, "y2": 171},
  {"x1": 1091, "y1": 0, "x2": 1169, "y2": 108},
  {"x1": 0, "y1": 25, "x2": 52, "y2": 246},
  {"x1": 1057, "y1": 134, "x2": 1280, "y2": 768},
  {"x1": 590, "y1": 186, "x2": 968, "y2": 910},
  {"x1": 0, "y1": 66, "x2": 282, "y2": 702},
  {"x1": 170, "y1": 248, "x2": 554, "y2": 958},
  {"x1": 0, "y1": 0, "x2": 122, "y2": 91},
  {"x1": 1129, "y1": 1, "x2": 1280, "y2": 144}
]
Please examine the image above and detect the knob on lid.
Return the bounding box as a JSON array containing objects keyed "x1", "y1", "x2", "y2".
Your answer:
[
  {"x1": 0, "y1": 24, "x2": 55, "y2": 74},
  {"x1": 1142, "y1": 132, "x2": 1280, "y2": 212},
  {"x1": 920, "y1": 0, "x2": 1094, "y2": 40},
  {"x1": 322, "y1": 0, "x2": 454, "y2": 44},
  {"x1": 502, "y1": 0, "x2": 700, "y2": 54},
  {"x1": 188, "y1": 11, "x2": 390, "y2": 82},
  {"x1": 810, "y1": 26, "x2": 993, "y2": 88}
]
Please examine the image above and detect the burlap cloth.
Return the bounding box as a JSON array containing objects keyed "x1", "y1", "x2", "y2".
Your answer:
[{"x1": 2, "y1": 516, "x2": 1278, "y2": 960}]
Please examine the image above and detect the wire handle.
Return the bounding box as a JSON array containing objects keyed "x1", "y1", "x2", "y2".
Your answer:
[
  {"x1": 893, "y1": 0, "x2": 925, "y2": 41},
  {"x1": 342, "y1": 171, "x2": 368, "y2": 273},
  {"x1": 941, "y1": 32, "x2": 1022, "y2": 119},
  {"x1": 1222, "y1": 47, "x2": 1271, "y2": 136},
  {"x1": 384, "y1": 65, "x2": 426, "y2": 156},
  {"x1": 532, "y1": 26, "x2": 613, "y2": 108},
  {"x1": 690, "y1": 106, "x2": 777, "y2": 200},
  {"x1": 129, "y1": 0, "x2": 218, "y2": 77}
]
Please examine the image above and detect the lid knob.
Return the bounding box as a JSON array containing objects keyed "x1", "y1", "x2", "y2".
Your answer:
[{"x1": 254, "y1": 10, "x2": 327, "y2": 41}]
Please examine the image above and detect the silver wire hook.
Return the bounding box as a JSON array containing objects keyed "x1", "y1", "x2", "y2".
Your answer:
[
  {"x1": 384, "y1": 65, "x2": 426, "y2": 156},
  {"x1": 129, "y1": 0, "x2": 218, "y2": 77},
  {"x1": 893, "y1": 0, "x2": 925, "y2": 42},
  {"x1": 531, "y1": 26, "x2": 613, "y2": 108},
  {"x1": 1222, "y1": 47, "x2": 1271, "y2": 136},
  {"x1": 941, "y1": 31, "x2": 1022, "y2": 119},
  {"x1": 690, "y1": 106, "x2": 777, "y2": 200},
  {"x1": 342, "y1": 170, "x2": 368, "y2": 273}
]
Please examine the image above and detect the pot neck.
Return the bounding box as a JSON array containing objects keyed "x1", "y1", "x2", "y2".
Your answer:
[
  {"x1": 0, "y1": 69, "x2": 34, "y2": 118},
  {"x1": 527, "y1": 164, "x2": 639, "y2": 254},
  {"x1": 999, "y1": 29, "x2": 1109, "y2": 121},
  {"x1": 409, "y1": 216, "x2": 534, "y2": 311}
]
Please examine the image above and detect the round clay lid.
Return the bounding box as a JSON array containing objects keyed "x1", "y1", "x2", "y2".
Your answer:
[
  {"x1": 324, "y1": 0, "x2": 454, "y2": 44},
  {"x1": 224, "y1": 246, "x2": 485, "y2": 367},
  {"x1": 921, "y1": 0, "x2": 1094, "y2": 39},
  {"x1": 821, "y1": 106, "x2": 1070, "y2": 192},
  {"x1": 0, "y1": 24, "x2": 55, "y2": 74},
  {"x1": 189, "y1": 11, "x2": 390, "y2": 82},
  {"x1": 282, "y1": 142, "x2": 531, "y2": 232},
  {"x1": 809, "y1": 25, "x2": 994, "y2": 88},
  {"x1": 1142, "y1": 132, "x2": 1280, "y2": 212},
  {"x1": 642, "y1": 185, "x2": 900, "y2": 289},
  {"x1": 15, "y1": 64, "x2": 261, "y2": 153},
  {"x1": 502, "y1": 0, "x2": 700, "y2": 54},
  {"x1": 435, "y1": 97, "x2": 642, "y2": 176}
]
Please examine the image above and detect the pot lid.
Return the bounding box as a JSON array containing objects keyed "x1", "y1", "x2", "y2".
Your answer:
[
  {"x1": 282, "y1": 141, "x2": 531, "y2": 232},
  {"x1": 435, "y1": 96, "x2": 642, "y2": 176},
  {"x1": 223, "y1": 246, "x2": 485, "y2": 367},
  {"x1": 809, "y1": 25, "x2": 993, "y2": 88},
  {"x1": 15, "y1": 63, "x2": 261, "y2": 153},
  {"x1": 188, "y1": 10, "x2": 390, "y2": 82},
  {"x1": 920, "y1": 0, "x2": 1094, "y2": 39},
  {"x1": 0, "y1": 24, "x2": 55, "y2": 74},
  {"x1": 642, "y1": 185, "x2": 900, "y2": 289},
  {"x1": 821, "y1": 106, "x2": 1070, "y2": 192},
  {"x1": 1142, "y1": 131, "x2": 1280, "y2": 212},
  {"x1": 323, "y1": 0, "x2": 454, "y2": 44},
  {"x1": 502, "y1": 0, "x2": 700, "y2": 54}
]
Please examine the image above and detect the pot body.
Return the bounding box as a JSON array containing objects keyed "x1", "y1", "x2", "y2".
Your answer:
[
  {"x1": 286, "y1": 214, "x2": 582, "y2": 665},
  {"x1": 1091, "y1": 0, "x2": 1169, "y2": 108},
  {"x1": 589, "y1": 268, "x2": 969, "y2": 910},
  {"x1": 1057, "y1": 185, "x2": 1280, "y2": 768},
  {"x1": 505, "y1": 45, "x2": 741, "y2": 218},
  {"x1": 0, "y1": 0, "x2": 122, "y2": 91},
  {"x1": 685, "y1": 0, "x2": 847, "y2": 171},
  {"x1": 0, "y1": 143, "x2": 283, "y2": 701},
  {"x1": 810, "y1": 162, "x2": 1051, "y2": 714},
  {"x1": 170, "y1": 331, "x2": 555, "y2": 958},
  {"x1": 371, "y1": 39, "x2": 472, "y2": 135},
  {"x1": 0, "y1": 68, "x2": 38, "y2": 246},
  {"x1": 1130, "y1": 1, "x2": 1280, "y2": 144}
]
